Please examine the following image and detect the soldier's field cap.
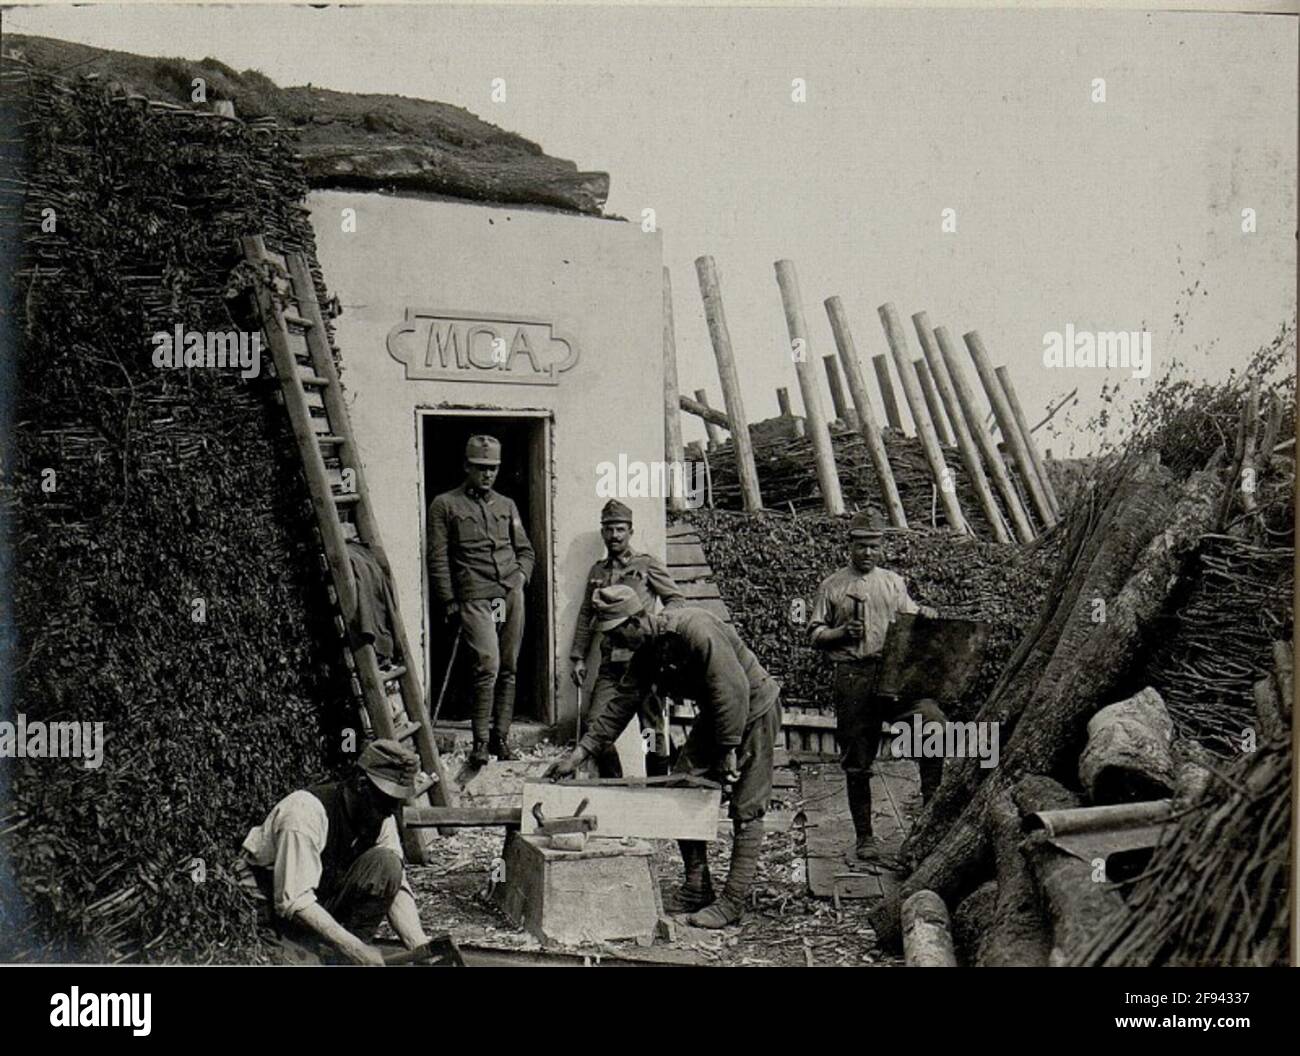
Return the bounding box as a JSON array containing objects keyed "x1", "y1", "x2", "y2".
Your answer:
[
  {"x1": 593, "y1": 583, "x2": 646, "y2": 632},
  {"x1": 848, "y1": 509, "x2": 887, "y2": 540},
  {"x1": 600, "y1": 499, "x2": 634, "y2": 525},
  {"x1": 465, "y1": 435, "x2": 501, "y2": 466},
  {"x1": 358, "y1": 739, "x2": 420, "y2": 800}
]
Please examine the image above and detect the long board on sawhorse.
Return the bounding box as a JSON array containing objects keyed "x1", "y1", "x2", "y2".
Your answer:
[{"x1": 521, "y1": 776, "x2": 721, "y2": 842}]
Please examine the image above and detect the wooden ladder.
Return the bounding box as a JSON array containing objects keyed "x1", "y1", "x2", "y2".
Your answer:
[{"x1": 239, "y1": 234, "x2": 455, "y2": 856}]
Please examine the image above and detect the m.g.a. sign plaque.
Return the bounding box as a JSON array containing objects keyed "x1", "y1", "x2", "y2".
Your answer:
[{"x1": 386, "y1": 309, "x2": 579, "y2": 385}]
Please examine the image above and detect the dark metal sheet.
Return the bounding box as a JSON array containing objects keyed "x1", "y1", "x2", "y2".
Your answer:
[{"x1": 875, "y1": 614, "x2": 991, "y2": 701}]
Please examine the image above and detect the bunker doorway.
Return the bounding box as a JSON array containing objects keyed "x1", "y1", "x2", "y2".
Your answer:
[{"x1": 421, "y1": 410, "x2": 554, "y2": 731}]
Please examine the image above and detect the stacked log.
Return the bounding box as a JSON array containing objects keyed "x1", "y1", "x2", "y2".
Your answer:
[{"x1": 869, "y1": 453, "x2": 1225, "y2": 948}]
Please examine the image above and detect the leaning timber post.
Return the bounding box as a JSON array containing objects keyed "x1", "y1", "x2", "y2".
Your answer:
[
  {"x1": 963, "y1": 331, "x2": 1055, "y2": 529},
  {"x1": 695, "y1": 256, "x2": 763, "y2": 511},
  {"x1": 662, "y1": 267, "x2": 687, "y2": 512},
  {"x1": 776, "y1": 386, "x2": 805, "y2": 437},
  {"x1": 934, "y1": 326, "x2": 1035, "y2": 543},
  {"x1": 774, "y1": 260, "x2": 845, "y2": 515},
  {"x1": 912, "y1": 312, "x2": 1009, "y2": 544},
  {"x1": 822, "y1": 354, "x2": 857, "y2": 431},
  {"x1": 825, "y1": 295, "x2": 907, "y2": 528},
  {"x1": 878, "y1": 302, "x2": 968, "y2": 534},
  {"x1": 872, "y1": 353, "x2": 906, "y2": 432},
  {"x1": 694, "y1": 388, "x2": 723, "y2": 451},
  {"x1": 996, "y1": 365, "x2": 1060, "y2": 518},
  {"x1": 916, "y1": 358, "x2": 955, "y2": 447}
]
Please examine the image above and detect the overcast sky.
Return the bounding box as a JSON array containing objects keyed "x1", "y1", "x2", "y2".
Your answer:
[{"x1": 7, "y1": 4, "x2": 1296, "y2": 454}]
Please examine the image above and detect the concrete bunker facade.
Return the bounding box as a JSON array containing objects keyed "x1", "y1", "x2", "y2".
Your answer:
[{"x1": 309, "y1": 190, "x2": 666, "y2": 734}]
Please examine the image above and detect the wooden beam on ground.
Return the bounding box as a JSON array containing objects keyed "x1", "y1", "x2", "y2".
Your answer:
[
  {"x1": 681, "y1": 392, "x2": 730, "y2": 430},
  {"x1": 872, "y1": 353, "x2": 906, "y2": 432},
  {"x1": 662, "y1": 267, "x2": 687, "y2": 513},
  {"x1": 774, "y1": 260, "x2": 845, "y2": 515},
  {"x1": 521, "y1": 780, "x2": 721, "y2": 842},
  {"x1": 934, "y1": 325, "x2": 1036, "y2": 543},
  {"x1": 824, "y1": 295, "x2": 907, "y2": 528},
  {"x1": 878, "y1": 302, "x2": 969, "y2": 535},
  {"x1": 823, "y1": 354, "x2": 857, "y2": 430},
  {"x1": 695, "y1": 256, "x2": 763, "y2": 511},
  {"x1": 996, "y1": 365, "x2": 1061, "y2": 518},
  {"x1": 916, "y1": 358, "x2": 955, "y2": 447},
  {"x1": 913, "y1": 312, "x2": 1009, "y2": 543},
  {"x1": 963, "y1": 331, "x2": 1055, "y2": 529}
]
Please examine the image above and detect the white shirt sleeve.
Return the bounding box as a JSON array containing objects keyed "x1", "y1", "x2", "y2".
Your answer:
[
  {"x1": 895, "y1": 573, "x2": 920, "y2": 616},
  {"x1": 260, "y1": 790, "x2": 330, "y2": 915}
]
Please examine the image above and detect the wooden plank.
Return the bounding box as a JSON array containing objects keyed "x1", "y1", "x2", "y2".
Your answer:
[
  {"x1": 404, "y1": 806, "x2": 521, "y2": 828},
  {"x1": 666, "y1": 524, "x2": 701, "y2": 540},
  {"x1": 666, "y1": 542, "x2": 707, "y2": 566},
  {"x1": 679, "y1": 580, "x2": 721, "y2": 600},
  {"x1": 668, "y1": 564, "x2": 712, "y2": 582},
  {"x1": 521, "y1": 780, "x2": 720, "y2": 842}
]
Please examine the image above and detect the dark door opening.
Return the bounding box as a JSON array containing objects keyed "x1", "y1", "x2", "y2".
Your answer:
[{"x1": 422, "y1": 412, "x2": 552, "y2": 727}]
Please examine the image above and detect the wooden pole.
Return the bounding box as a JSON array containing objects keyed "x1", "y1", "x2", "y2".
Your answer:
[
  {"x1": 964, "y1": 331, "x2": 1055, "y2": 529},
  {"x1": 822, "y1": 354, "x2": 857, "y2": 430},
  {"x1": 681, "y1": 393, "x2": 730, "y2": 429},
  {"x1": 912, "y1": 312, "x2": 1009, "y2": 544},
  {"x1": 872, "y1": 354, "x2": 906, "y2": 432},
  {"x1": 662, "y1": 267, "x2": 686, "y2": 513},
  {"x1": 774, "y1": 260, "x2": 845, "y2": 515},
  {"x1": 694, "y1": 388, "x2": 723, "y2": 449},
  {"x1": 877, "y1": 302, "x2": 968, "y2": 535},
  {"x1": 934, "y1": 325, "x2": 1036, "y2": 543},
  {"x1": 776, "y1": 386, "x2": 805, "y2": 437},
  {"x1": 695, "y1": 257, "x2": 763, "y2": 511},
  {"x1": 996, "y1": 365, "x2": 1061, "y2": 518},
  {"x1": 916, "y1": 358, "x2": 955, "y2": 447},
  {"x1": 825, "y1": 296, "x2": 907, "y2": 528}
]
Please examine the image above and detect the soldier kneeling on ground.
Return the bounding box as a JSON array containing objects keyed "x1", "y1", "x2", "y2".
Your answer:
[{"x1": 235, "y1": 740, "x2": 433, "y2": 965}]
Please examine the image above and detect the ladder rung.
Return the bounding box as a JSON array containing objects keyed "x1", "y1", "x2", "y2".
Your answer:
[
  {"x1": 282, "y1": 311, "x2": 314, "y2": 329},
  {"x1": 378, "y1": 664, "x2": 407, "y2": 683},
  {"x1": 317, "y1": 434, "x2": 345, "y2": 446},
  {"x1": 333, "y1": 492, "x2": 362, "y2": 507},
  {"x1": 301, "y1": 375, "x2": 328, "y2": 389},
  {"x1": 393, "y1": 720, "x2": 421, "y2": 741}
]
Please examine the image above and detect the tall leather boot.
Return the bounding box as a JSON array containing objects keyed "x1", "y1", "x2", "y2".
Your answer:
[
  {"x1": 687, "y1": 819, "x2": 763, "y2": 929},
  {"x1": 670, "y1": 839, "x2": 714, "y2": 913},
  {"x1": 489, "y1": 683, "x2": 518, "y2": 761},
  {"x1": 469, "y1": 683, "x2": 493, "y2": 768},
  {"x1": 845, "y1": 772, "x2": 877, "y2": 860}
]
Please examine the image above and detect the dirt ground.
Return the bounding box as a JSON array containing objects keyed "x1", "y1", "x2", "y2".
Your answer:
[{"x1": 394, "y1": 742, "x2": 903, "y2": 967}]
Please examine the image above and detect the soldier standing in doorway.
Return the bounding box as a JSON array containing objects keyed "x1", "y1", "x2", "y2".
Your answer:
[
  {"x1": 568, "y1": 499, "x2": 685, "y2": 777},
  {"x1": 428, "y1": 435, "x2": 535, "y2": 768},
  {"x1": 808, "y1": 509, "x2": 944, "y2": 867}
]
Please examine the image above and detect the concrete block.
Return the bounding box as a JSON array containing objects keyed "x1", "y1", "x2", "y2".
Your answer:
[{"x1": 495, "y1": 834, "x2": 661, "y2": 947}]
